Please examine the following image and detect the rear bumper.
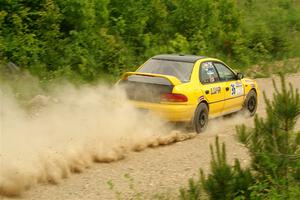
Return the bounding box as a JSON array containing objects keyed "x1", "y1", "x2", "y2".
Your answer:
[{"x1": 131, "y1": 101, "x2": 196, "y2": 121}]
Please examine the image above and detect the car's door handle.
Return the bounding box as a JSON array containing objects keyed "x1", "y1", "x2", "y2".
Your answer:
[
  {"x1": 205, "y1": 90, "x2": 209, "y2": 94},
  {"x1": 226, "y1": 87, "x2": 229, "y2": 91}
]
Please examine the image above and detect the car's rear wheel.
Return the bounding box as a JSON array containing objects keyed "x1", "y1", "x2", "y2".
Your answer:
[
  {"x1": 243, "y1": 90, "x2": 257, "y2": 117},
  {"x1": 194, "y1": 103, "x2": 209, "y2": 133}
]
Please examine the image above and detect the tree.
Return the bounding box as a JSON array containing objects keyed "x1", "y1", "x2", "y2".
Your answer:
[
  {"x1": 237, "y1": 74, "x2": 300, "y2": 198},
  {"x1": 200, "y1": 137, "x2": 254, "y2": 200}
]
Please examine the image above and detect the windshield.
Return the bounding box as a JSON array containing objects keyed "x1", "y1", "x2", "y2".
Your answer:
[{"x1": 137, "y1": 59, "x2": 194, "y2": 82}]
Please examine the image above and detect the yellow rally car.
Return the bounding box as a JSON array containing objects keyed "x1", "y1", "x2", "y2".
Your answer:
[{"x1": 118, "y1": 54, "x2": 259, "y2": 133}]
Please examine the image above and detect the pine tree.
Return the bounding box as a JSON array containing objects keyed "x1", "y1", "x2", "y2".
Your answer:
[
  {"x1": 200, "y1": 137, "x2": 254, "y2": 200},
  {"x1": 179, "y1": 178, "x2": 202, "y2": 200},
  {"x1": 237, "y1": 74, "x2": 300, "y2": 198}
]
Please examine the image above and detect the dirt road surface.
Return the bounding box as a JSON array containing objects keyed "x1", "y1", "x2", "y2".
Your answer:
[{"x1": 2, "y1": 74, "x2": 300, "y2": 200}]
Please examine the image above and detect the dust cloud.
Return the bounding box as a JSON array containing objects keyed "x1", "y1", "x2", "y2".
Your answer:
[{"x1": 0, "y1": 83, "x2": 195, "y2": 197}]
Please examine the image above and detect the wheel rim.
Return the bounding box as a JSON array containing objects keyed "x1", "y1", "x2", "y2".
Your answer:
[
  {"x1": 247, "y1": 96, "x2": 256, "y2": 113},
  {"x1": 199, "y1": 111, "x2": 207, "y2": 127}
]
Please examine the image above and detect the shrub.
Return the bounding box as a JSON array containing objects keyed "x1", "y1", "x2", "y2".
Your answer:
[
  {"x1": 237, "y1": 74, "x2": 300, "y2": 198},
  {"x1": 200, "y1": 137, "x2": 254, "y2": 200}
]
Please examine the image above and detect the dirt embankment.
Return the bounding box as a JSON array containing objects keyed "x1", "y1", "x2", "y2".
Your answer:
[{"x1": 1, "y1": 74, "x2": 300, "y2": 200}]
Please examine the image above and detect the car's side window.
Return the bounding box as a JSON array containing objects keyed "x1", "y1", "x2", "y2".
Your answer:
[
  {"x1": 200, "y1": 62, "x2": 220, "y2": 84},
  {"x1": 213, "y1": 62, "x2": 236, "y2": 81}
]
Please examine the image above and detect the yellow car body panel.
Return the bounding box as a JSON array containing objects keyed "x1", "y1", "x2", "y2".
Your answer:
[
  {"x1": 132, "y1": 100, "x2": 196, "y2": 121},
  {"x1": 119, "y1": 56, "x2": 259, "y2": 122}
]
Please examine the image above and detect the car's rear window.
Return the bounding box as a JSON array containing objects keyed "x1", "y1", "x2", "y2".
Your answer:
[{"x1": 138, "y1": 59, "x2": 194, "y2": 82}]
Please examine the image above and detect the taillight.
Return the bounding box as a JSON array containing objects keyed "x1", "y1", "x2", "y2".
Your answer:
[{"x1": 161, "y1": 93, "x2": 188, "y2": 102}]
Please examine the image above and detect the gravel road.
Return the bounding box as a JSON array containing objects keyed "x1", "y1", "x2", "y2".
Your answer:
[{"x1": 2, "y1": 74, "x2": 300, "y2": 200}]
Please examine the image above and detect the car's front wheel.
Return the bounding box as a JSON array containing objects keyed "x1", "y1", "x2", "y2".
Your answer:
[
  {"x1": 193, "y1": 103, "x2": 209, "y2": 133},
  {"x1": 243, "y1": 90, "x2": 257, "y2": 117}
]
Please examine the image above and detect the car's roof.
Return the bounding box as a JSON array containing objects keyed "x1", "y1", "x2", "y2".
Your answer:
[{"x1": 152, "y1": 54, "x2": 207, "y2": 63}]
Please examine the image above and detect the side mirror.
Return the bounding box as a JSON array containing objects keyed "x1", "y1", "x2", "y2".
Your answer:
[{"x1": 237, "y1": 72, "x2": 244, "y2": 80}]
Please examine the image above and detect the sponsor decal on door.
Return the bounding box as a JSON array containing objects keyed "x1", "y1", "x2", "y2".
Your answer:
[
  {"x1": 211, "y1": 86, "x2": 221, "y2": 94},
  {"x1": 230, "y1": 82, "x2": 244, "y2": 96}
]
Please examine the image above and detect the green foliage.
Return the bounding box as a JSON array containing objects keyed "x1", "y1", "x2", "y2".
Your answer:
[
  {"x1": 179, "y1": 137, "x2": 254, "y2": 200},
  {"x1": 200, "y1": 137, "x2": 254, "y2": 200},
  {"x1": 1, "y1": 0, "x2": 300, "y2": 83},
  {"x1": 179, "y1": 178, "x2": 202, "y2": 200},
  {"x1": 236, "y1": 74, "x2": 300, "y2": 198}
]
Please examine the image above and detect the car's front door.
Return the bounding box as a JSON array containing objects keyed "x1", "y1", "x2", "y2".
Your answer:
[
  {"x1": 213, "y1": 62, "x2": 245, "y2": 114},
  {"x1": 199, "y1": 61, "x2": 226, "y2": 117}
]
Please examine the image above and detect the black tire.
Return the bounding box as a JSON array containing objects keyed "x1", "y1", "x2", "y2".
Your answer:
[
  {"x1": 243, "y1": 90, "x2": 257, "y2": 117},
  {"x1": 193, "y1": 103, "x2": 209, "y2": 133}
]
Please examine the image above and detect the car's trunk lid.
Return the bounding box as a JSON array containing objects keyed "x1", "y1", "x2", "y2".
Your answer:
[{"x1": 119, "y1": 72, "x2": 182, "y2": 103}]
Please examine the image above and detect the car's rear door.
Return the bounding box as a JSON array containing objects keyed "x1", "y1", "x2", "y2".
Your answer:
[
  {"x1": 213, "y1": 62, "x2": 245, "y2": 114},
  {"x1": 199, "y1": 61, "x2": 226, "y2": 117}
]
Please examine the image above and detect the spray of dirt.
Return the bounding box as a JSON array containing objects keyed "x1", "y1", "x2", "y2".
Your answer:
[{"x1": 0, "y1": 82, "x2": 196, "y2": 197}]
